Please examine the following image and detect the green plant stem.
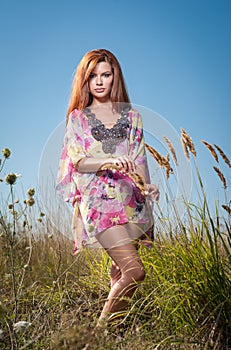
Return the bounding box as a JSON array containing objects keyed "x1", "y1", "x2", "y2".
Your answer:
[{"x1": 0, "y1": 157, "x2": 6, "y2": 173}]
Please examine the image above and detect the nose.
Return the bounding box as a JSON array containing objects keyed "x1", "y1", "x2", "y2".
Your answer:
[{"x1": 96, "y1": 75, "x2": 103, "y2": 85}]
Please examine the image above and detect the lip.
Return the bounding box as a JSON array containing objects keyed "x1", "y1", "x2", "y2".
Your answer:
[{"x1": 95, "y1": 88, "x2": 105, "y2": 92}]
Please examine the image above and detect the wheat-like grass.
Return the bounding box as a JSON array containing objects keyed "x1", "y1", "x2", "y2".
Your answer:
[
  {"x1": 163, "y1": 136, "x2": 178, "y2": 165},
  {"x1": 145, "y1": 143, "x2": 173, "y2": 179},
  {"x1": 213, "y1": 166, "x2": 227, "y2": 189},
  {"x1": 181, "y1": 136, "x2": 190, "y2": 160},
  {"x1": 222, "y1": 205, "x2": 231, "y2": 215},
  {"x1": 181, "y1": 128, "x2": 196, "y2": 159},
  {"x1": 214, "y1": 144, "x2": 231, "y2": 168},
  {"x1": 144, "y1": 143, "x2": 163, "y2": 165},
  {"x1": 201, "y1": 140, "x2": 219, "y2": 163}
]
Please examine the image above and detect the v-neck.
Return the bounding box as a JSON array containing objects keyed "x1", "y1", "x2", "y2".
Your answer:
[
  {"x1": 85, "y1": 108, "x2": 122, "y2": 130},
  {"x1": 83, "y1": 107, "x2": 130, "y2": 153}
]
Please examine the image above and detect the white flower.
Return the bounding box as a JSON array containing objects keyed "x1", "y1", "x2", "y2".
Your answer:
[{"x1": 13, "y1": 321, "x2": 31, "y2": 333}]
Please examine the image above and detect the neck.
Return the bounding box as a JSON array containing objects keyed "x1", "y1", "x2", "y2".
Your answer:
[{"x1": 90, "y1": 96, "x2": 112, "y2": 107}]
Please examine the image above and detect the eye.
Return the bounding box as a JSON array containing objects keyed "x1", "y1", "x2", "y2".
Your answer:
[
  {"x1": 104, "y1": 73, "x2": 111, "y2": 78},
  {"x1": 89, "y1": 73, "x2": 95, "y2": 79}
]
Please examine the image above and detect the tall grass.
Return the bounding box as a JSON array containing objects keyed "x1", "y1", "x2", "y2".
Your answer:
[{"x1": 0, "y1": 133, "x2": 230, "y2": 350}]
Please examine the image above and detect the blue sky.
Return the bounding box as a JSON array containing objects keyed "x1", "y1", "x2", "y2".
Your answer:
[{"x1": 0, "y1": 0, "x2": 230, "y2": 215}]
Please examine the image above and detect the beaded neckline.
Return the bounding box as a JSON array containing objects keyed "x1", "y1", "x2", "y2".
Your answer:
[{"x1": 84, "y1": 107, "x2": 130, "y2": 154}]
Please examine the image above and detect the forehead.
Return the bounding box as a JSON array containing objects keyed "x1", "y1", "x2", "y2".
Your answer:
[{"x1": 92, "y1": 61, "x2": 112, "y2": 73}]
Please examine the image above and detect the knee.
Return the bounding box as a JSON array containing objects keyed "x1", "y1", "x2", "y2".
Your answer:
[{"x1": 131, "y1": 267, "x2": 146, "y2": 283}]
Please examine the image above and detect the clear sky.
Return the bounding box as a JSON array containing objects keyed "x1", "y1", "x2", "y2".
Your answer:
[{"x1": 0, "y1": 0, "x2": 230, "y2": 218}]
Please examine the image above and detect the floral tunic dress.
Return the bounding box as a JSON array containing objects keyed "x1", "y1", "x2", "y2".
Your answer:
[{"x1": 56, "y1": 107, "x2": 154, "y2": 253}]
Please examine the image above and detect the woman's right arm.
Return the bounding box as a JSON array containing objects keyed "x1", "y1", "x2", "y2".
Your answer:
[{"x1": 77, "y1": 156, "x2": 136, "y2": 173}]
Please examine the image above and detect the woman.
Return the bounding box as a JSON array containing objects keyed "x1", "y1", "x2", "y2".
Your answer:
[{"x1": 56, "y1": 49, "x2": 159, "y2": 324}]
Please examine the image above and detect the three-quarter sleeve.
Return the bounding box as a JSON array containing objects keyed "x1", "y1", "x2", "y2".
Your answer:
[{"x1": 128, "y1": 110, "x2": 151, "y2": 184}]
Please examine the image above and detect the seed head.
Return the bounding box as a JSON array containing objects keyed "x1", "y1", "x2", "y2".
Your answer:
[
  {"x1": 1, "y1": 148, "x2": 11, "y2": 159},
  {"x1": 213, "y1": 166, "x2": 227, "y2": 189},
  {"x1": 5, "y1": 173, "x2": 17, "y2": 185},
  {"x1": 181, "y1": 128, "x2": 196, "y2": 159},
  {"x1": 27, "y1": 188, "x2": 35, "y2": 196},
  {"x1": 26, "y1": 197, "x2": 35, "y2": 206},
  {"x1": 201, "y1": 140, "x2": 218, "y2": 162},
  {"x1": 222, "y1": 205, "x2": 231, "y2": 215},
  {"x1": 214, "y1": 144, "x2": 231, "y2": 168},
  {"x1": 163, "y1": 136, "x2": 178, "y2": 165}
]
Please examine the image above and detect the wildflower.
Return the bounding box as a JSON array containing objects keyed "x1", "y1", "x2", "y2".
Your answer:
[
  {"x1": 37, "y1": 218, "x2": 42, "y2": 223},
  {"x1": 26, "y1": 197, "x2": 35, "y2": 206},
  {"x1": 22, "y1": 220, "x2": 27, "y2": 227},
  {"x1": 5, "y1": 173, "x2": 17, "y2": 185},
  {"x1": 40, "y1": 212, "x2": 45, "y2": 217},
  {"x1": 15, "y1": 199, "x2": 19, "y2": 203},
  {"x1": 27, "y1": 188, "x2": 35, "y2": 196},
  {"x1": 0, "y1": 329, "x2": 4, "y2": 340},
  {"x1": 13, "y1": 321, "x2": 31, "y2": 333},
  {"x1": 8, "y1": 204, "x2": 13, "y2": 209},
  {"x1": 1, "y1": 148, "x2": 11, "y2": 159}
]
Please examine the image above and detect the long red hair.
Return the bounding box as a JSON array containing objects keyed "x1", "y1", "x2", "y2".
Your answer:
[{"x1": 66, "y1": 49, "x2": 130, "y2": 122}]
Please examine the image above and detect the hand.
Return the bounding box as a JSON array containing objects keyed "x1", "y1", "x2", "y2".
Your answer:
[
  {"x1": 112, "y1": 156, "x2": 136, "y2": 173},
  {"x1": 145, "y1": 184, "x2": 160, "y2": 202}
]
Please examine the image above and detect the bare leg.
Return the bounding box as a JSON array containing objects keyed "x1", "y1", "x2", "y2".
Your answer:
[
  {"x1": 96, "y1": 225, "x2": 145, "y2": 323},
  {"x1": 110, "y1": 260, "x2": 121, "y2": 288}
]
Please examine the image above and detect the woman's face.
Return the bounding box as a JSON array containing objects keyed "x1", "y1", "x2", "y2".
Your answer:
[{"x1": 88, "y1": 61, "x2": 113, "y2": 102}]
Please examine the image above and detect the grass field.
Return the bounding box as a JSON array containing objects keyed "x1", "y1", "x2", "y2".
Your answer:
[{"x1": 0, "y1": 132, "x2": 230, "y2": 350}]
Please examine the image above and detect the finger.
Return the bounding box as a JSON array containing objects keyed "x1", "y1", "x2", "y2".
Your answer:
[
  {"x1": 151, "y1": 190, "x2": 160, "y2": 202},
  {"x1": 115, "y1": 159, "x2": 123, "y2": 169},
  {"x1": 118, "y1": 157, "x2": 129, "y2": 172},
  {"x1": 123, "y1": 157, "x2": 136, "y2": 173},
  {"x1": 126, "y1": 158, "x2": 135, "y2": 173}
]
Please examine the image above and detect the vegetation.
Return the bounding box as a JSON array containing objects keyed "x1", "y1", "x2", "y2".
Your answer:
[{"x1": 0, "y1": 130, "x2": 230, "y2": 349}]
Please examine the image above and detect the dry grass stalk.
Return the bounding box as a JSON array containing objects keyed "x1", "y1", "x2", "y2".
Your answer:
[
  {"x1": 180, "y1": 128, "x2": 196, "y2": 159},
  {"x1": 163, "y1": 136, "x2": 178, "y2": 165},
  {"x1": 181, "y1": 137, "x2": 190, "y2": 160},
  {"x1": 214, "y1": 144, "x2": 231, "y2": 168},
  {"x1": 201, "y1": 140, "x2": 219, "y2": 163},
  {"x1": 222, "y1": 205, "x2": 231, "y2": 215},
  {"x1": 164, "y1": 153, "x2": 174, "y2": 179},
  {"x1": 213, "y1": 166, "x2": 227, "y2": 189},
  {"x1": 144, "y1": 143, "x2": 163, "y2": 164},
  {"x1": 145, "y1": 143, "x2": 173, "y2": 179}
]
